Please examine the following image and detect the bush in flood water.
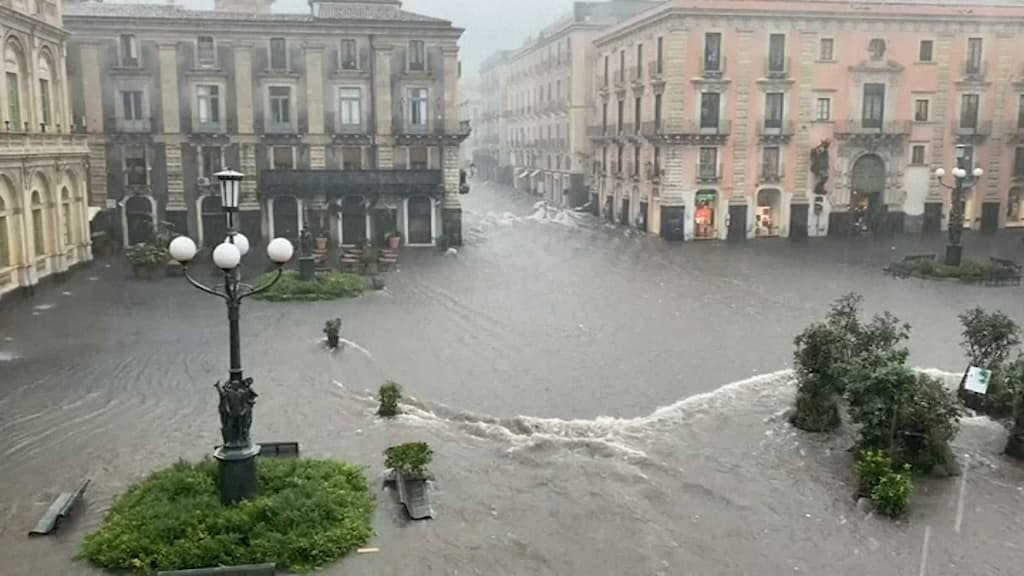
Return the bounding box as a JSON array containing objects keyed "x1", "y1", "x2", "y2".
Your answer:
[
  {"x1": 377, "y1": 381, "x2": 402, "y2": 417},
  {"x1": 79, "y1": 458, "x2": 374, "y2": 574},
  {"x1": 958, "y1": 307, "x2": 1021, "y2": 416},
  {"x1": 252, "y1": 271, "x2": 368, "y2": 302}
]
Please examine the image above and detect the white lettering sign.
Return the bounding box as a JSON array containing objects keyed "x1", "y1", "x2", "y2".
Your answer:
[{"x1": 965, "y1": 366, "x2": 992, "y2": 395}]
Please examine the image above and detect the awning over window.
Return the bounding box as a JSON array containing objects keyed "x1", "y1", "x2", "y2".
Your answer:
[
  {"x1": 529, "y1": 170, "x2": 542, "y2": 178},
  {"x1": 516, "y1": 169, "x2": 529, "y2": 179}
]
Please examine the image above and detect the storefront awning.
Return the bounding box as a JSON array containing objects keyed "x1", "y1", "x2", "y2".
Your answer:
[
  {"x1": 529, "y1": 170, "x2": 542, "y2": 178},
  {"x1": 516, "y1": 169, "x2": 529, "y2": 179}
]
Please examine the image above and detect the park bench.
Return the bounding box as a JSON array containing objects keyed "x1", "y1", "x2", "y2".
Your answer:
[
  {"x1": 28, "y1": 479, "x2": 90, "y2": 536},
  {"x1": 258, "y1": 442, "x2": 299, "y2": 458},
  {"x1": 395, "y1": 471, "x2": 433, "y2": 520},
  {"x1": 156, "y1": 563, "x2": 276, "y2": 575}
]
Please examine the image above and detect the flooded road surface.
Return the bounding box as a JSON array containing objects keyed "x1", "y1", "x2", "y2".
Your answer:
[{"x1": 1, "y1": 181, "x2": 1023, "y2": 575}]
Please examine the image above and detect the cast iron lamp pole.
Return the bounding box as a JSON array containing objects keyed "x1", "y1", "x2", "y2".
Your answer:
[
  {"x1": 934, "y1": 145, "x2": 984, "y2": 267},
  {"x1": 167, "y1": 168, "x2": 295, "y2": 505}
]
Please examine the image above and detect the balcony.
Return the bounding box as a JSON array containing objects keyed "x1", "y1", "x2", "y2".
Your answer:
[
  {"x1": 962, "y1": 59, "x2": 987, "y2": 80},
  {"x1": 647, "y1": 119, "x2": 731, "y2": 144},
  {"x1": 260, "y1": 169, "x2": 442, "y2": 198},
  {"x1": 115, "y1": 117, "x2": 152, "y2": 133},
  {"x1": 700, "y1": 56, "x2": 727, "y2": 79},
  {"x1": 696, "y1": 162, "x2": 721, "y2": 184},
  {"x1": 646, "y1": 163, "x2": 662, "y2": 183},
  {"x1": 757, "y1": 120, "x2": 795, "y2": 142},
  {"x1": 765, "y1": 57, "x2": 790, "y2": 79},
  {"x1": 952, "y1": 119, "x2": 992, "y2": 140},
  {"x1": 648, "y1": 59, "x2": 664, "y2": 81},
  {"x1": 392, "y1": 123, "x2": 471, "y2": 144},
  {"x1": 760, "y1": 165, "x2": 784, "y2": 184},
  {"x1": 0, "y1": 132, "x2": 89, "y2": 157},
  {"x1": 833, "y1": 119, "x2": 911, "y2": 141}
]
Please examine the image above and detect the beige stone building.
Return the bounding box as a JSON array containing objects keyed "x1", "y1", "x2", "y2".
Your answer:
[
  {"x1": 65, "y1": 0, "x2": 467, "y2": 249},
  {"x1": 0, "y1": 0, "x2": 92, "y2": 301},
  {"x1": 591, "y1": 0, "x2": 1024, "y2": 241},
  {"x1": 481, "y1": 1, "x2": 654, "y2": 208}
]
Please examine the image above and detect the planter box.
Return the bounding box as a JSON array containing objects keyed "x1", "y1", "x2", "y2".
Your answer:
[{"x1": 395, "y1": 471, "x2": 433, "y2": 520}]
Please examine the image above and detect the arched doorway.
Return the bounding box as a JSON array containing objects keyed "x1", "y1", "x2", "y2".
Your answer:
[
  {"x1": 694, "y1": 190, "x2": 718, "y2": 239},
  {"x1": 271, "y1": 196, "x2": 299, "y2": 241},
  {"x1": 850, "y1": 154, "x2": 886, "y2": 233},
  {"x1": 61, "y1": 187, "x2": 73, "y2": 248},
  {"x1": 756, "y1": 189, "x2": 781, "y2": 237},
  {"x1": 124, "y1": 195, "x2": 154, "y2": 245},
  {"x1": 340, "y1": 195, "x2": 367, "y2": 246},
  {"x1": 407, "y1": 196, "x2": 433, "y2": 245},
  {"x1": 201, "y1": 195, "x2": 225, "y2": 247},
  {"x1": 0, "y1": 192, "x2": 9, "y2": 269},
  {"x1": 1007, "y1": 187, "x2": 1023, "y2": 226}
]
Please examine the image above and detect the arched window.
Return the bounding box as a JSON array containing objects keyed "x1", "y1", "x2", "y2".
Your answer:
[
  {"x1": 61, "y1": 187, "x2": 72, "y2": 246},
  {"x1": 31, "y1": 190, "x2": 44, "y2": 256},
  {"x1": 37, "y1": 51, "x2": 53, "y2": 129},
  {"x1": 0, "y1": 194, "x2": 8, "y2": 268},
  {"x1": 124, "y1": 195, "x2": 154, "y2": 245},
  {"x1": 5, "y1": 38, "x2": 28, "y2": 131}
]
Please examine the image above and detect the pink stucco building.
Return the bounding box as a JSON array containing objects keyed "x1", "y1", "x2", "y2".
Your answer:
[{"x1": 589, "y1": 0, "x2": 1024, "y2": 240}]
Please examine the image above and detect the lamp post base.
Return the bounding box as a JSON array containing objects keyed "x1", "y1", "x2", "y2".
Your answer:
[
  {"x1": 214, "y1": 444, "x2": 261, "y2": 505},
  {"x1": 945, "y1": 244, "x2": 963, "y2": 267}
]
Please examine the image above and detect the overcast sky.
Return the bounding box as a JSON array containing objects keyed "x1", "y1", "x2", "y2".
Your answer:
[{"x1": 155, "y1": 0, "x2": 577, "y2": 77}]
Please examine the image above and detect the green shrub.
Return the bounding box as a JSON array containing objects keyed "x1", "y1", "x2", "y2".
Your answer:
[
  {"x1": 384, "y1": 442, "x2": 433, "y2": 478},
  {"x1": 871, "y1": 466, "x2": 913, "y2": 517},
  {"x1": 324, "y1": 318, "x2": 342, "y2": 338},
  {"x1": 855, "y1": 449, "x2": 893, "y2": 497},
  {"x1": 126, "y1": 243, "x2": 169, "y2": 267},
  {"x1": 377, "y1": 381, "x2": 402, "y2": 417},
  {"x1": 79, "y1": 458, "x2": 374, "y2": 574},
  {"x1": 889, "y1": 258, "x2": 1019, "y2": 283},
  {"x1": 252, "y1": 271, "x2": 368, "y2": 302},
  {"x1": 959, "y1": 308, "x2": 1021, "y2": 412}
]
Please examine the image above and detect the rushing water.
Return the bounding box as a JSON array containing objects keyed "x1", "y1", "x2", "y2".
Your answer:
[{"x1": 1, "y1": 181, "x2": 1023, "y2": 575}]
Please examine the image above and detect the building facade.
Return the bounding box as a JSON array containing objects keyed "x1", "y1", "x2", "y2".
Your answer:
[
  {"x1": 474, "y1": 51, "x2": 508, "y2": 184},
  {"x1": 0, "y1": 0, "x2": 92, "y2": 301},
  {"x1": 65, "y1": 0, "x2": 467, "y2": 250},
  {"x1": 591, "y1": 0, "x2": 1024, "y2": 241},
  {"x1": 481, "y1": 1, "x2": 654, "y2": 209}
]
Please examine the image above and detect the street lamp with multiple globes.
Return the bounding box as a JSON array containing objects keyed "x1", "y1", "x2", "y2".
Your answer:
[
  {"x1": 934, "y1": 145, "x2": 984, "y2": 267},
  {"x1": 167, "y1": 168, "x2": 295, "y2": 505}
]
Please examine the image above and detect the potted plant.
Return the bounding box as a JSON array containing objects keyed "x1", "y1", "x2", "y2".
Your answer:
[
  {"x1": 315, "y1": 204, "x2": 330, "y2": 251},
  {"x1": 386, "y1": 230, "x2": 402, "y2": 251},
  {"x1": 323, "y1": 318, "x2": 342, "y2": 349},
  {"x1": 377, "y1": 381, "x2": 402, "y2": 417},
  {"x1": 125, "y1": 243, "x2": 168, "y2": 279}
]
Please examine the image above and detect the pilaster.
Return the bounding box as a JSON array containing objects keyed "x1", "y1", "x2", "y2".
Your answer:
[
  {"x1": 793, "y1": 31, "x2": 817, "y2": 200},
  {"x1": 442, "y1": 45, "x2": 460, "y2": 133},
  {"x1": 304, "y1": 44, "x2": 325, "y2": 135},
  {"x1": 731, "y1": 29, "x2": 754, "y2": 202},
  {"x1": 234, "y1": 44, "x2": 255, "y2": 134},
  {"x1": 928, "y1": 34, "x2": 954, "y2": 200},
  {"x1": 80, "y1": 43, "x2": 103, "y2": 133}
]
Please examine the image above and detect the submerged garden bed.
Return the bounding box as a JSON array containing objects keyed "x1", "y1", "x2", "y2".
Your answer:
[
  {"x1": 885, "y1": 255, "x2": 1021, "y2": 286},
  {"x1": 251, "y1": 271, "x2": 370, "y2": 302}
]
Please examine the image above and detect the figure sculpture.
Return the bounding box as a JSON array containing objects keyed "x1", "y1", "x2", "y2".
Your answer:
[
  {"x1": 215, "y1": 378, "x2": 258, "y2": 449},
  {"x1": 299, "y1": 226, "x2": 314, "y2": 258},
  {"x1": 810, "y1": 139, "x2": 831, "y2": 197}
]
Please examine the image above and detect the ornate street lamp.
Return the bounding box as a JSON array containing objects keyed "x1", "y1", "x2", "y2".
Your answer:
[
  {"x1": 168, "y1": 168, "x2": 295, "y2": 505},
  {"x1": 934, "y1": 145, "x2": 984, "y2": 267}
]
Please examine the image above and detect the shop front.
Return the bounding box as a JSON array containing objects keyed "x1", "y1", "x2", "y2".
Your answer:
[
  {"x1": 1008, "y1": 187, "x2": 1024, "y2": 227},
  {"x1": 756, "y1": 189, "x2": 781, "y2": 237},
  {"x1": 694, "y1": 190, "x2": 718, "y2": 240}
]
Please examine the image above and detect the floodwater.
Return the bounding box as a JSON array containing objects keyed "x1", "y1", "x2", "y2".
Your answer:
[{"x1": 1, "y1": 181, "x2": 1023, "y2": 575}]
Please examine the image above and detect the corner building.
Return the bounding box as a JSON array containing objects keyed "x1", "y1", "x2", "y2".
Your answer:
[
  {"x1": 65, "y1": 0, "x2": 467, "y2": 249},
  {"x1": 0, "y1": 0, "x2": 91, "y2": 301},
  {"x1": 590, "y1": 0, "x2": 1024, "y2": 240}
]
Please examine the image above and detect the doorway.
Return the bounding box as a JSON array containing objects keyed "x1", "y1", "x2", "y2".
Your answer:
[
  {"x1": 850, "y1": 154, "x2": 886, "y2": 234},
  {"x1": 694, "y1": 190, "x2": 717, "y2": 239},
  {"x1": 341, "y1": 195, "x2": 367, "y2": 246},
  {"x1": 756, "y1": 189, "x2": 781, "y2": 237},
  {"x1": 272, "y1": 196, "x2": 299, "y2": 241},
  {"x1": 407, "y1": 195, "x2": 433, "y2": 244},
  {"x1": 124, "y1": 195, "x2": 154, "y2": 245},
  {"x1": 201, "y1": 195, "x2": 225, "y2": 247}
]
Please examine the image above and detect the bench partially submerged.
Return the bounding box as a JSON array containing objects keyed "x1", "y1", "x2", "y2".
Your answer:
[
  {"x1": 258, "y1": 441, "x2": 300, "y2": 458},
  {"x1": 395, "y1": 472, "x2": 433, "y2": 520},
  {"x1": 28, "y1": 479, "x2": 90, "y2": 536},
  {"x1": 156, "y1": 563, "x2": 276, "y2": 576}
]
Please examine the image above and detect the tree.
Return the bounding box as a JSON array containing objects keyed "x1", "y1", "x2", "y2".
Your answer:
[
  {"x1": 1006, "y1": 356, "x2": 1024, "y2": 459},
  {"x1": 958, "y1": 307, "x2": 1020, "y2": 410},
  {"x1": 791, "y1": 321, "x2": 852, "y2": 432}
]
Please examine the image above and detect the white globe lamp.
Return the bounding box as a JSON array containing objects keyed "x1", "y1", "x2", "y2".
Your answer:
[
  {"x1": 168, "y1": 236, "x2": 198, "y2": 263},
  {"x1": 953, "y1": 167, "x2": 967, "y2": 179},
  {"x1": 973, "y1": 167, "x2": 984, "y2": 178},
  {"x1": 212, "y1": 242, "x2": 242, "y2": 270},
  {"x1": 229, "y1": 233, "x2": 250, "y2": 257},
  {"x1": 934, "y1": 168, "x2": 945, "y2": 179},
  {"x1": 267, "y1": 238, "x2": 294, "y2": 265}
]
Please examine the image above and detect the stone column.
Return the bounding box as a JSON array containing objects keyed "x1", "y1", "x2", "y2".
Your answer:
[
  {"x1": 158, "y1": 43, "x2": 186, "y2": 232},
  {"x1": 233, "y1": 43, "x2": 259, "y2": 212},
  {"x1": 442, "y1": 144, "x2": 462, "y2": 245},
  {"x1": 730, "y1": 30, "x2": 753, "y2": 205},
  {"x1": 374, "y1": 42, "x2": 394, "y2": 169},
  {"x1": 305, "y1": 43, "x2": 327, "y2": 171},
  {"x1": 80, "y1": 43, "x2": 107, "y2": 207}
]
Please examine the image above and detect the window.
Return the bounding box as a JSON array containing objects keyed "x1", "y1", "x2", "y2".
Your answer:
[
  {"x1": 967, "y1": 38, "x2": 983, "y2": 74},
  {"x1": 633, "y1": 144, "x2": 640, "y2": 176},
  {"x1": 408, "y1": 87, "x2": 428, "y2": 127},
  {"x1": 619, "y1": 49, "x2": 625, "y2": 81},
  {"x1": 200, "y1": 146, "x2": 222, "y2": 178},
  {"x1": 657, "y1": 37, "x2": 664, "y2": 74},
  {"x1": 342, "y1": 146, "x2": 362, "y2": 170},
  {"x1": 636, "y1": 44, "x2": 643, "y2": 78},
  {"x1": 120, "y1": 34, "x2": 138, "y2": 66},
  {"x1": 617, "y1": 144, "x2": 623, "y2": 174},
  {"x1": 340, "y1": 39, "x2": 358, "y2": 70},
  {"x1": 1015, "y1": 147, "x2": 1024, "y2": 177},
  {"x1": 910, "y1": 99, "x2": 929, "y2": 123},
  {"x1": 653, "y1": 146, "x2": 661, "y2": 176},
  {"x1": 764, "y1": 92, "x2": 783, "y2": 128},
  {"x1": 868, "y1": 38, "x2": 886, "y2": 60},
  {"x1": 0, "y1": 195, "x2": 7, "y2": 269},
  {"x1": 815, "y1": 97, "x2": 831, "y2": 121},
  {"x1": 603, "y1": 55, "x2": 609, "y2": 86},
  {"x1": 38, "y1": 78, "x2": 50, "y2": 127},
  {"x1": 617, "y1": 98, "x2": 624, "y2": 133},
  {"x1": 61, "y1": 189, "x2": 72, "y2": 247},
  {"x1": 1018, "y1": 95, "x2": 1024, "y2": 129},
  {"x1": 602, "y1": 102, "x2": 608, "y2": 134},
  {"x1": 919, "y1": 40, "x2": 933, "y2": 62},
  {"x1": 911, "y1": 145, "x2": 926, "y2": 165},
  {"x1": 32, "y1": 192, "x2": 44, "y2": 257},
  {"x1": 762, "y1": 146, "x2": 780, "y2": 179},
  {"x1": 700, "y1": 92, "x2": 720, "y2": 129},
  {"x1": 654, "y1": 93, "x2": 662, "y2": 129},
  {"x1": 862, "y1": 83, "x2": 885, "y2": 128},
  {"x1": 124, "y1": 145, "x2": 148, "y2": 186},
  {"x1": 819, "y1": 38, "x2": 834, "y2": 61},
  {"x1": 960, "y1": 94, "x2": 979, "y2": 129},
  {"x1": 271, "y1": 146, "x2": 293, "y2": 169},
  {"x1": 409, "y1": 40, "x2": 425, "y2": 71},
  {"x1": 409, "y1": 146, "x2": 428, "y2": 169},
  {"x1": 6, "y1": 73, "x2": 20, "y2": 130},
  {"x1": 634, "y1": 97, "x2": 641, "y2": 132},
  {"x1": 269, "y1": 86, "x2": 291, "y2": 126},
  {"x1": 197, "y1": 36, "x2": 216, "y2": 67},
  {"x1": 196, "y1": 85, "x2": 220, "y2": 125},
  {"x1": 269, "y1": 38, "x2": 287, "y2": 70},
  {"x1": 704, "y1": 32, "x2": 722, "y2": 71},
  {"x1": 556, "y1": 80, "x2": 562, "y2": 100},
  {"x1": 122, "y1": 90, "x2": 143, "y2": 121},
  {"x1": 699, "y1": 147, "x2": 718, "y2": 179},
  {"x1": 768, "y1": 34, "x2": 786, "y2": 72},
  {"x1": 339, "y1": 88, "x2": 361, "y2": 127}
]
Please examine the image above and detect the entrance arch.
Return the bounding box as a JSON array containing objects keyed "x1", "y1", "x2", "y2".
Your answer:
[
  {"x1": 850, "y1": 154, "x2": 886, "y2": 232},
  {"x1": 340, "y1": 195, "x2": 367, "y2": 246},
  {"x1": 271, "y1": 196, "x2": 299, "y2": 241},
  {"x1": 124, "y1": 195, "x2": 154, "y2": 245},
  {"x1": 756, "y1": 189, "x2": 781, "y2": 237}
]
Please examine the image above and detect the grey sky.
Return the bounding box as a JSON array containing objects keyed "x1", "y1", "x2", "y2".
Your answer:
[{"x1": 151, "y1": 0, "x2": 577, "y2": 76}]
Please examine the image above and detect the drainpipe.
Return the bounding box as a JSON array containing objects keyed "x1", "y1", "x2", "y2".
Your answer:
[{"x1": 369, "y1": 34, "x2": 377, "y2": 170}]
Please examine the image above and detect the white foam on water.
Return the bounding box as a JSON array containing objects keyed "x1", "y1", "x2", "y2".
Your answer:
[
  {"x1": 480, "y1": 211, "x2": 522, "y2": 227},
  {"x1": 524, "y1": 203, "x2": 582, "y2": 228},
  {"x1": 0, "y1": 350, "x2": 19, "y2": 362},
  {"x1": 337, "y1": 338, "x2": 374, "y2": 361},
  {"x1": 32, "y1": 304, "x2": 55, "y2": 311}
]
